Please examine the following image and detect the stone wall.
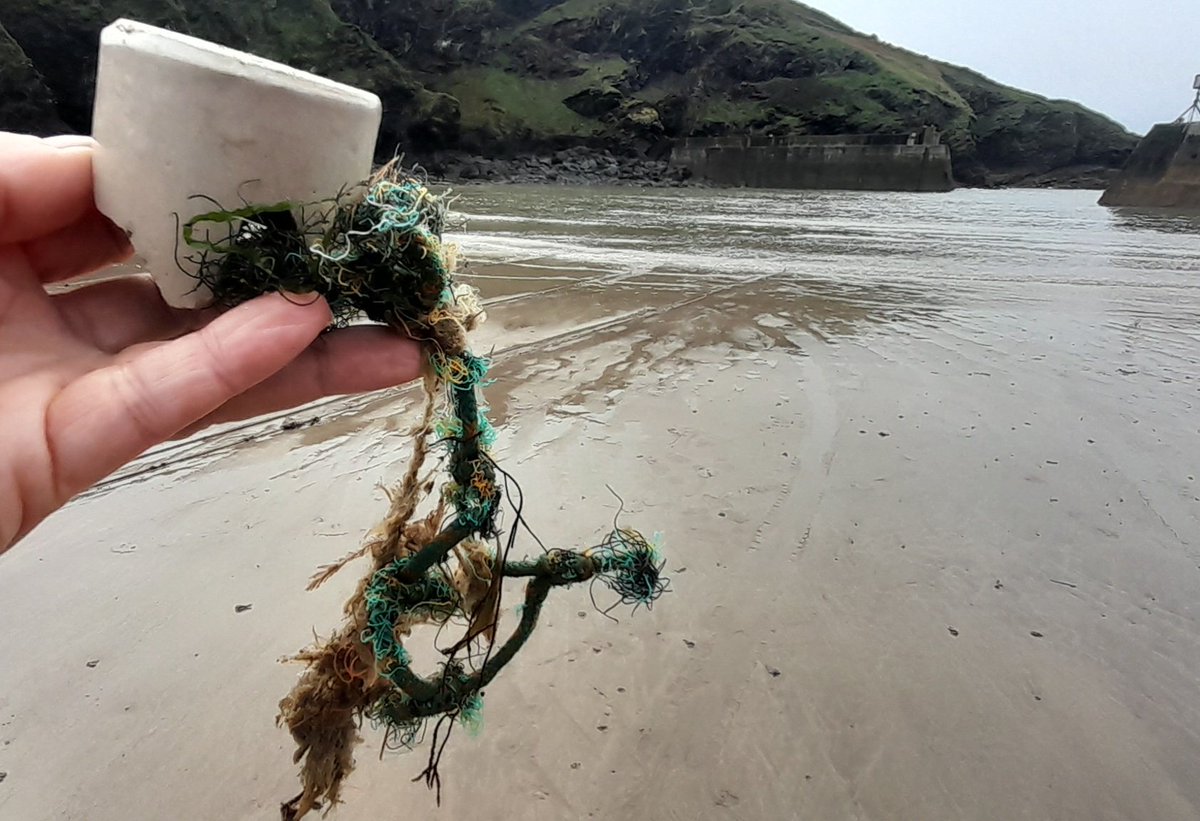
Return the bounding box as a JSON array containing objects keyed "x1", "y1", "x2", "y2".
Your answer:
[
  {"x1": 670, "y1": 131, "x2": 954, "y2": 192},
  {"x1": 1099, "y1": 123, "x2": 1200, "y2": 209}
]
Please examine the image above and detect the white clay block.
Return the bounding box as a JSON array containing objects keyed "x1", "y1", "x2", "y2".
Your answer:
[{"x1": 91, "y1": 19, "x2": 382, "y2": 308}]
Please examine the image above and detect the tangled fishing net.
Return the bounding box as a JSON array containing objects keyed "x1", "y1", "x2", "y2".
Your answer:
[{"x1": 179, "y1": 163, "x2": 668, "y2": 819}]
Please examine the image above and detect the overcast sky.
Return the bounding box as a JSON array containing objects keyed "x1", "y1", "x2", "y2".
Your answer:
[{"x1": 808, "y1": 0, "x2": 1200, "y2": 135}]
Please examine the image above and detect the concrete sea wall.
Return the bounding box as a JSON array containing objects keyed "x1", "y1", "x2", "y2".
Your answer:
[
  {"x1": 1099, "y1": 123, "x2": 1200, "y2": 209},
  {"x1": 670, "y1": 133, "x2": 955, "y2": 192}
]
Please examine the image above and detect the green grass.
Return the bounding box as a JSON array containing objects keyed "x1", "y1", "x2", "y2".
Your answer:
[{"x1": 436, "y1": 67, "x2": 600, "y2": 138}]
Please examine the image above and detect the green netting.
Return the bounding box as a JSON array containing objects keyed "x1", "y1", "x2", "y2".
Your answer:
[{"x1": 187, "y1": 165, "x2": 669, "y2": 817}]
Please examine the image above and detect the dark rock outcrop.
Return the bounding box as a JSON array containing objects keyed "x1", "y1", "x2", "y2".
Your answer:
[
  {"x1": 1100, "y1": 123, "x2": 1200, "y2": 208},
  {"x1": 0, "y1": 23, "x2": 66, "y2": 134}
]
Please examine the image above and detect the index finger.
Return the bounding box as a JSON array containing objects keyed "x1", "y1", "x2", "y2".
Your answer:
[{"x1": 0, "y1": 132, "x2": 97, "y2": 246}]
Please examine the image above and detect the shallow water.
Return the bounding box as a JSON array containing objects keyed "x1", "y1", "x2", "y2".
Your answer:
[
  {"x1": 454, "y1": 186, "x2": 1200, "y2": 288},
  {"x1": 455, "y1": 186, "x2": 1200, "y2": 393},
  {"x1": 453, "y1": 185, "x2": 1200, "y2": 438}
]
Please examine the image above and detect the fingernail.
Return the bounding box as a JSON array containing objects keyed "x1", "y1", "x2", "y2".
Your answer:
[{"x1": 42, "y1": 134, "x2": 98, "y2": 149}]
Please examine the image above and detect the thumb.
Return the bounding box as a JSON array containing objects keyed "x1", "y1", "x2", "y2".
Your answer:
[{"x1": 46, "y1": 292, "x2": 332, "y2": 501}]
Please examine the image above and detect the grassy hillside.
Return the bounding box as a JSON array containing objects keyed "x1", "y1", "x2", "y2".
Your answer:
[{"x1": 0, "y1": 0, "x2": 1138, "y2": 185}]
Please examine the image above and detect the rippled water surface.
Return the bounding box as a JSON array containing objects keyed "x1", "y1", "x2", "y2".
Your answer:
[
  {"x1": 450, "y1": 185, "x2": 1200, "y2": 414},
  {"x1": 454, "y1": 186, "x2": 1200, "y2": 290}
]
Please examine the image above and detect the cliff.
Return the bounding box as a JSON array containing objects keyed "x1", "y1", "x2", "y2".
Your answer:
[{"x1": 0, "y1": 0, "x2": 1139, "y2": 187}]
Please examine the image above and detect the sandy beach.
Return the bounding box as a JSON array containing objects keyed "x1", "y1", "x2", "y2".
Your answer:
[{"x1": 1, "y1": 187, "x2": 1198, "y2": 821}]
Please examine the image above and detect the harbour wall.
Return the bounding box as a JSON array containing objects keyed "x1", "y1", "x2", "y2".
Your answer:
[{"x1": 670, "y1": 131, "x2": 954, "y2": 192}]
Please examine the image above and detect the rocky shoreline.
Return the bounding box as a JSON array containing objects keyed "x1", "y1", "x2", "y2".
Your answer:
[
  {"x1": 422, "y1": 146, "x2": 696, "y2": 187},
  {"x1": 421, "y1": 148, "x2": 1117, "y2": 190}
]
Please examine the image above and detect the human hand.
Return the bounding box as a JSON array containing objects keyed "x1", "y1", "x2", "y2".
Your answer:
[{"x1": 0, "y1": 132, "x2": 422, "y2": 552}]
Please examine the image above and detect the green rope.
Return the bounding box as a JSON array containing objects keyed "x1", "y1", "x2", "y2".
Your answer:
[{"x1": 183, "y1": 168, "x2": 667, "y2": 777}]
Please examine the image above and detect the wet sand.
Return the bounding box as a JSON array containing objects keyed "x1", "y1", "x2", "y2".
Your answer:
[{"x1": 1, "y1": 188, "x2": 1199, "y2": 820}]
